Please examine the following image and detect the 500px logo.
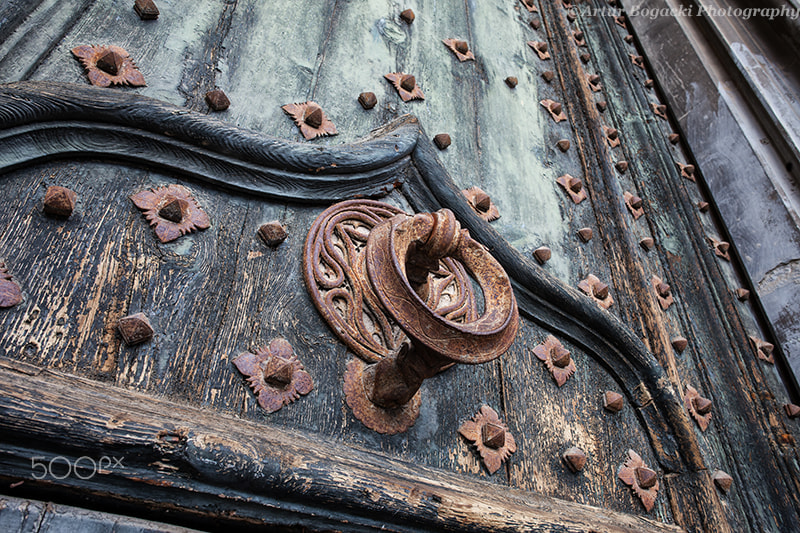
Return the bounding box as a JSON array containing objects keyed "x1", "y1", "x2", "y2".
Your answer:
[{"x1": 30, "y1": 456, "x2": 125, "y2": 480}]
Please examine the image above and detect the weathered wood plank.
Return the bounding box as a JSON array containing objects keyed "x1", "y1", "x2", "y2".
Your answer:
[{"x1": 0, "y1": 360, "x2": 684, "y2": 533}]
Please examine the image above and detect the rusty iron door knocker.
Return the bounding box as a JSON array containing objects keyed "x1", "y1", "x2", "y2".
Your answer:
[{"x1": 304, "y1": 200, "x2": 519, "y2": 434}]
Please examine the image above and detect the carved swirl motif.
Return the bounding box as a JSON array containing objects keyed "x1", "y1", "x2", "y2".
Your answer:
[{"x1": 303, "y1": 200, "x2": 476, "y2": 363}]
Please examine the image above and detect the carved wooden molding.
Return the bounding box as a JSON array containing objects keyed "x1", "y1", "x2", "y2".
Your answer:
[{"x1": 0, "y1": 80, "x2": 710, "y2": 527}]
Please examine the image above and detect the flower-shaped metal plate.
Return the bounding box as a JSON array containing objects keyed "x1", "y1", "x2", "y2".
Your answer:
[
  {"x1": 685, "y1": 384, "x2": 712, "y2": 431},
  {"x1": 0, "y1": 262, "x2": 22, "y2": 308},
  {"x1": 540, "y1": 99, "x2": 566, "y2": 122},
  {"x1": 234, "y1": 338, "x2": 313, "y2": 413},
  {"x1": 281, "y1": 101, "x2": 338, "y2": 140},
  {"x1": 462, "y1": 186, "x2": 500, "y2": 221},
  {"x1": 618, "y1": 449, "x2": 659, "y2": 511},
  {"x1": 385, "y1": 72, "x2": 424, "y2": 102},
  {"x1": 459, "y1": 405, "x2": 516, "y2": 474},
  {"x1": 443, "y1": 39, "x2": 475, "y2": 61},
  {"x1": 528, "y1": 41, "x2": 550, "y2": 60},
  {"x1": 520, "y1": 0, "x2": 538, "y2": 12},
  {"x1": 578, "y1": 274, "x2": 614, "y2": 310},
  {"x1": 710, "y1": 237, "x2": 731, "y2": 261},
  {"x1": 130, "y1": 184, "x2": 211, "y2": 243},
  {"x1": 533, "y1": 335, "x2": 576, "y2": 387},
  {"x1": 557, "y1": 174, "x2": 587, "y2": 204},
  {"x1": 749, "y1": 335, "x2": 775, "y2": 364},
  {"x1": 71, "y1": 45, "x2": 146, "y2": 87}
]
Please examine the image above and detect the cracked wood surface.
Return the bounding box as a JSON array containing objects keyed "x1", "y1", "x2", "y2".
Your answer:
[{"x1": 0, "y1": 0, "x2": 798, "y2": 531}]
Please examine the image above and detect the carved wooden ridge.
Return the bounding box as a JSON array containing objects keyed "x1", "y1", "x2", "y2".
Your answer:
[{"x1": 0, "y1": 81, "x2": 715, "y2": 529}]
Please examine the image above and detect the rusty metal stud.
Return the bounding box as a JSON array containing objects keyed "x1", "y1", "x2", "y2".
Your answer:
[
  {"x1": 72, "y1": 45, "x2": 146, "y2": 87},
  {"x1": 618, "y1": 450, "x2": 659, "y2": 511},
  {"x1": 652, "y1": 275, "x2": 674, "y2": 310},
  {"x1": 604, "y1": 391, "x2": 624, "y2": 413},
  {"x1": 534, "y1": 335, "x2": 576, "y2": 386},
  {"x1": 709, "y1": 237, "x2": 731, "y2": 260},
  {"x1": 533, "y1": 246, "x2": 551, "y2": 265},
  {"x1": 520, "y1": 0, "x2": 538, "y2": 13},
  {"x1": 630, "y1": 54, "x2": 644, "y2": 69},
  {"x1": 713, "y1": 470, "x2": 733, "y2": 493},
  {"x1": 578, "y1": 227, "x2": 593, "y2": 242},
  {"x1": 528, "y1": 41, "x2": 550, "y2": 60},
  {"x1": 668, "y1": 133, "x2": 680, "y2": 144},
  {"x1": 234, "y1": 338, "x2": 313, "y2": 414},
  {"x1": 749, "y1": 336, "x2": 775, "y2": 364},
  {"x1": 676, "y1": 161, "x2": 695, "y2": 181},
  {"x1": 578, "y1": 274, "x2": 614, "y2": 310},
  {"x1": 118, "y1": 312, "x2": 153, "y2": 345},
  {"x1": 443, "y1": 38, "x2": 475, "y2": 62},
  {"x1": 43, "y1": 186, "x2": 77, "y2": 218},
  {"x1": 459, "y1": 405, "x2": 516, "y2": 474},
  {"x1": 557, "y1": 174, "x2": 587, "y2": 204},
  {"x1": 504, "y1": 76, "x2": 518, "y2": 88},
  {"x1": 587, "y1": 74, "x2": 602, "y2": 92},
  {"x1": 463, "y1": 186, "x2": 500, "y2": 221},
  {"x1": 131, "y1": 184, "x2": 210, "y2": 243},
  {"x1": 566, "y1": 9, "x2": 577, "y2": 22},
  {"x1": 385, "y1": 72, "x2": 424, "y2": 102},
  {"x1": 615, "y1": 161, "x2": 628, "y2": 173},
  {"x1": 258, "y1": 221, "x2": 288, "y2": 247},
  {"x1": 639, "y1": 237, "x2": 654, "y2": 251},
  {"x1": 158, "y1": 198, "x2": 185, "y2": 222},
  {"x1": 624, "y1": 35, "x2": 634, "y2": 44},
  {"x1": 698, "y1": 201, "x2": 710, "y2": 212},
  {"x1": 556, "y1": 139, "x2": 571, "y2": 152},
  {"x1": 0, "y1": 262, "x2": 22, "y2": 308},
  {"x1": 563, "y1": 447, "x2": 587, "y2": 473},
  {"x1": 433, "y1": 133, "x2": 452, "y2": 150},
  {"x1": 541, "y1": 99, "x2": 567, "y2": 122},
  {"x1": 400, "y1": 8, "x2": 415, "y2": 23},
  {"x1": 645, "y1": 79, "x2": 654, "y2": 88},
  {"x1": 652, "y1": 103, "x2": 668, "y2": 120},
  {"x1": 623, "y1": 191, "x2": 644, "y2": 219},
  {"x1": 542, "y1": 70, "x2": 555, "y2": 83},
  {"x1": 134, "y1": 0, "x2": 159, "y2": 20},
  {"x1": 574, "y1": 30, "x2": 586, "y2": 46},
  {"x1": 785, "y1": 404, "x2": 800, "y2": 419},
  {"x1": 605, "y1": 126, "x2": 621, "y2": 147},
  {"x1": 358, "y1": 91, "x2": 377, "y2": 110},
  {"x1": 685, "y1": 385, "x2": 712, "y2": 431},
  {"x1": 530, "y1": 19, "x2": 541, "y2": 30},
  {"x1": 736, "y1": 288, "x2": 750, "y2": 301},
  {"x1": 596, "y1": 101, "x2": 607, "y2": 113},
  {"x1": 580, "y1": 53, "x2": 591, "y2": 63},
  {"x1": 282, "y1": 101, "x2": 337, "y2": 140},
  {"x1": 205, "y1": 89, "x2": 230, "y2": 111},
  {"x1": 615, "y1": 15, "x2": 627, "y2": 29},
  {"x1": 672, "y1": 336, "x2": 688, "y2": 353}
]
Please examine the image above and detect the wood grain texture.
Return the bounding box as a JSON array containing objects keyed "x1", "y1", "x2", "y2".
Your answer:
[{"x1": 0, "y1": 359, "x2": 683, "y2": 533}]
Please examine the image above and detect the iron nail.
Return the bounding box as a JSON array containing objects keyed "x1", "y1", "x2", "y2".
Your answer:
[
  {"x1": 205, "y1": 89, "x2": 230, "y2": 111},
  {"x1": 639, "y1": 237, "x2": 654, "y2": 250},
  {"x1": 580, "y1": 53, "x2": 591, "y2": 63},
  {"x1": 43, "y1": 186, "x2": 77, "y2": 218},
  {"x1": 134, "y1": 0, "x2": 159, "y2": 20},
  {"x1": 96, "y1": 49, "x2": 124, "y2": 76},
  {"x1": 645, "y1": 79, "x2": 654, "y2": 88},
  {"x1": 578, "y1": 228, "x2": 593, "y2": 242},
  {"x1": 636, "y1": 467, "x2": 657, "y2": 489},
  {"x1": 604, "y1": 391, "x2": 624, "y2": 412},
  {"x1": 533, "y1": 246, "x2": 552, "y2": 265},
  {"x1": 563, "y1": 447, "x2": 587, "y2": 473},
  {"x1": 400, "y1": 9, "x2": 415, "y2": 24},
  {"x1": 713, "y1": 470, "x2": 733, "y2": 493},
  {"x1": 672, "y1": 337, "x2": 688, "y2": 352},
  {"x1": 542, "y1": 70, "x2": 555, "y2": 82},
  {"x1": 736, "y1": 288, "x2": 750, "y2": 301},
  {"x1": 118, "y1": 312, "x2": 154, "y2": 345},
  {"x1": 358, "y1": 92, "x2": 377, "y2": 109},
  {"x1": 433, "y1": 133, "x2": 451, "y2": 150},
  {"x1": 530, "y1": 19, "x2": 541, "y2": 30},
  {"x1": 615, "y1": 161, "x2": 628, "y2": 173},
  {"x1": 481, "y1": 422, "x2": 506, "y2": 449},
  {"x1": 400, "y1": 74, "x2": 417, "y2": 92},
  {"x1": 785, "y1": 404, "x2": 800, "y2": 419},
  {"x1": 557, "y1": 139, "x2": 571, "y2": 152},
  {"x1": 656, "y1": 281, "x2": 671, "y2": 298},
  {"x1": 505, "y1": 76, "x2": 518, "y2": 88},
  {"x1": 669, "y1": 133, "x2": 680, "y2": 144},
  {"x1": 596, "y1": 101, "x2": 607, "y2": 112},
  {"x1": 698, "y1": 201, "x2": 709, "y2": 212},
  {"x1": 258, "y1": 221, "x2": 288, "y2": 247}
]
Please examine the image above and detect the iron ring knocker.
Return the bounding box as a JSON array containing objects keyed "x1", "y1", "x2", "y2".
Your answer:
[{"x1": 304, "y1": 200, "x2": 519, "y2": 434}]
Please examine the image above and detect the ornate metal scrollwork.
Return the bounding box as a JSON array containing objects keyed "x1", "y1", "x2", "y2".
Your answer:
[{"x1": 304, "y1": 200, "x2": 519, "y2": 434}]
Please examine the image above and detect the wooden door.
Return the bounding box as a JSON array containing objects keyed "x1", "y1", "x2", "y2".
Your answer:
[{"x1": 1, "y1": 1, "x2": 798, "y2": 532}]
